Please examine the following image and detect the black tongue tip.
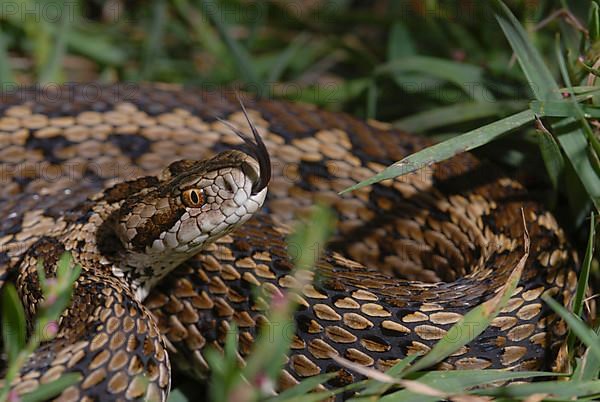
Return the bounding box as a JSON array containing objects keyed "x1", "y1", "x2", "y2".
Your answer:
[
  {"x1": 240, "y1": 161, "x2": 262, "y2": 195},
  {"x1": 215, "y1": 93, "x2": 271, "y2": 195}
]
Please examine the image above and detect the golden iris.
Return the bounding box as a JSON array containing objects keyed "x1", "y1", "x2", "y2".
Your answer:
[{"x1": 181, "y1": 189, "x2": 204, "y2": 208}]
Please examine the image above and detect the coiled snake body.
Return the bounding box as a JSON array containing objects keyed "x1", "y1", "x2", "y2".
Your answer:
[{"x1": 0, "y1": 85, "x2": 578, "y2": 401}]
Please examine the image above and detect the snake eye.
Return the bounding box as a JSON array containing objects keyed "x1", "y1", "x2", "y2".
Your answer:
[{"x1": 181, "y1": 189, "x2": 205, "y2": 208}]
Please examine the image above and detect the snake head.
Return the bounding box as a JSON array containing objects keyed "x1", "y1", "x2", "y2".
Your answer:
[
  {"x1": 113, "y1": 149, "x2": 268, "y2": 256},
  {"x1": 101, "y1": 109, "x2": 270, "y2": 300}
]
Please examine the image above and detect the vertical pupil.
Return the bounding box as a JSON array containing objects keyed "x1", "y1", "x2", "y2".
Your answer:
[{"x1": 190, "y1": 191, "x2": 199, "y2": 204}]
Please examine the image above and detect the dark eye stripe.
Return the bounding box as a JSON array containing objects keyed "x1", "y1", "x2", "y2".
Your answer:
[{"x1": 130, "y1": 206, "x2": 186, "y2": 251}]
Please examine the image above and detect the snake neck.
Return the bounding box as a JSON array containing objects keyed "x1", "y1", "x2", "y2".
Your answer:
[
  {"x1": 85, "y1": 203, "x2": 186, "y2": 302},
  {"x1": 112, "y1": 247, "x2": 198, "y2": 301},
  {"x1": 57, "y1": 198, "x2": 178, "y2": 302},
  {"x1": 90, "y1": 198, "x2": 246, "y2": 302}
]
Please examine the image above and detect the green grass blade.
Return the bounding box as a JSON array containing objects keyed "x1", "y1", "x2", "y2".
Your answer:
[
  {"x1": 475, "y1": 380, "x2": 600, "y2": 398},
  {"x1": 223, "y1": 324, "x2": 239, "y2": 376},
  {"x1": 556, "y1": 35, "x2": 600, "y2": 163},
  {"x1": 366, "y1": 79, "x2": 377, "y2": 119},
  {"x1": 387, "y1": 22, "x2": 416, "y2": 61},
  {"x1": 558, "y1": 130, "x2": 600, "y2": 210},
  {"x1": 241, "y1": 206, "x2": 334, "y2": 389},
  {"x1": 494, "y1": 1, "x2": 561, "y2": 101},
  {"x1": 243, "y1": 1, "x2": 266, "y2": 48},
  {"x1": 543, "y1": 295, "x2": 600, "y2": 362},
  {"x1": 287, "y1": 205, "x2": 335, "y2": 270},
  {"x1": 172, "y1": 0, "x2": 227, "y2": 60},
  {"x1": 140, "y1": 0, "x2": 167, "y2": 80},
  {"x1": 562, "y1": 155, "x2": 595, "y2": 227},
  {"x1": 21, "y1": 373, "x2": 81, "y2": 402},
  {"x1": 166, "y1": 388, "x2": 188, "y2": 402},
  {"x1": 404, "y1": 226, "x2": 529, "y2": 374},
  {"x1": 572, "y1": 212, "x2": 595, "y2": 319},
  {"x1": 379, "y1": 370, "x2": 554, "y2": 402},
  {"x1": 39, "y1": 1, "x2": 71, "y2": 84},
  {"x1": 351, "y1": 355, "x2": 420, "y2": 401},
  {"x1": 0, "y1": 32, "x2": 14, "y2": 84},
  {"x1": 381, "y1": 355, "x2": 420, "y2": 378},
  {"x1": 531, "y1": 101, "x2": 600, "y2": 118},
  {"x1": 269, "y1": 394, "x2": 337, "y2": 402},
  {"x1": 41, "y1": 254, "x2": 80, "y2": 323},
  {"x1": 267, "y1": 33, "x2": 310, "y2": 83},
  {"x1": 374, "y1": 56, "x2": 493, "y2": 102},
  {"x1": 575, "y1": 347, "x2": 600, "y2": 381},
  {"x1": 199, "y1": 0, "x2": 260, "y2": 87},
  {"x1": 555, "y1": 37, "x2": 600, "y2": 212},
  {"x1": 269, "y1": 373, "x2": 336, "y2": 402},
  {"x1": 589, "y1": 1, "x2": 600, "y2": 43},
  {"x1": 395, "y1": 101, "x2": 527, "y2": 133},
  {"x1": 286, "y1": 78, "x2": 371, "y2": 106},
  {"x1": 570, "y1": 85, "x2": 600, "y2": 94},
  {"x1": 535, "y1": 118, "x2": 565, "y2": 190},
  {"x1": 341, "y1": 109, "x2": 534, "y2": 193},
  {"x1": 1, "y1": 284, "x2": 26, "y2": 364},
  {"x1": 65, "y1": 28, "x2": 126, "y2": 66},
  {"x1": 386, "y1": 22, "x2": 424, "y2": 90}
]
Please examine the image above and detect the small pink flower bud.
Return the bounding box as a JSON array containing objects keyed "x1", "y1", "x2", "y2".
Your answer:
[
  {"x1": 44, "y1": 294, "x2": 57, "y2": 307},
  {"x1": 8, "y1": 389, "x2": 20, "y2": 402},
  {"x1": 452, "y1": 49, "x2": 466, "y2": 62},
  {"x1": 45, "y1": 278, "x2": 57, "y2": 288},
  {"x1": 271, "y1": 289, "x2": 287, "y2": 310},
  {"x1": 254, "y1": 373, "x2": 275, "y2": 396},
  {"x1": 44, "y1": 321, "x2": 59, "y2": 340}
]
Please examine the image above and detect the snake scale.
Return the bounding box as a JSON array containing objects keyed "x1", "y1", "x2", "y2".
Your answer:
[{"x1": 0, "y1": 84, "x2": 578, "y2": 401}]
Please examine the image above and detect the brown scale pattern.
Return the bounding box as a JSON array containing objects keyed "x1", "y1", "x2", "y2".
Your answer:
[{"x1": 0, "y1": 84, "x2": 578, "y2": 400}]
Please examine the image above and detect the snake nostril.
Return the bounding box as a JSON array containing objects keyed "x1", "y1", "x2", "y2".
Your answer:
[
  {"x1": 223, "y1": 171, "x2": 243, "y2": 194},
  {"x1": 224, "y1": 179, "x2": 235, "y2": 193}
]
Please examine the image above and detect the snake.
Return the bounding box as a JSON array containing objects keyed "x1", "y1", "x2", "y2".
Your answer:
[{"x1": 0, "y1": 84, "x2": 578, "y2": 401}]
